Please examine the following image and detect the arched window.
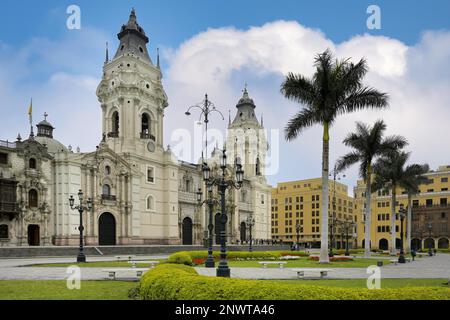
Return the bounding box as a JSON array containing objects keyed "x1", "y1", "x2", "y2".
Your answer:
[
  {"x1": 141, "y1": 113, "x2": 150, "y2": 134},
  {"x1": 29, "y1": 189, "x2": 38, "y2": 208},
  {"x1": 146, "y1": 195, "x2": 155, "y2": 211},
  {"x1": 105, "y1": 166, "x2": 111, "y2": 175},
  {"x1": 112, "y1": 111, "x2": 119, "y2": 133},
  {"x1": 0, "y1": 225, "x2": 8, "y2": 239},
  {"x1": 102, "y1": 184, "x2": 111, "y2": 196},
  {"x1": 29, "y1": 158, "x2": 37, "y2": 169}
]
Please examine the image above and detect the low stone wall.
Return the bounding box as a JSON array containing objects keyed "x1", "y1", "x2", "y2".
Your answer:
[{"x1": 0, "y1": 245, "x2": 290, "y2": 258}]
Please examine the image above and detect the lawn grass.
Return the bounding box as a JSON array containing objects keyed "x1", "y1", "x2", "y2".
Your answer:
[
  {"x1": 273, "y1": 278, "x2": 449, "y2": 288},
  {"x1": 27, "y1": 259, "x2": 167, "y2": 268},
  {"x1": 0, "y1": 280, "x2": 137, "y2": 300},
  {"x1": 226, "y1": 257, "x2": 391, "y2": 268}
]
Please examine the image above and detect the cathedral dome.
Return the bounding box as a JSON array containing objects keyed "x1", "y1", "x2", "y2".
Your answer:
[{"x1": 35, "y1": 136, "x2": 68, "y2": 154}]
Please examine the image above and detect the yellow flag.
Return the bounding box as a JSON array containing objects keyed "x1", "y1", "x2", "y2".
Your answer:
[{"x1": 28, "y1": 99, "x2": 32, "y2": 116}]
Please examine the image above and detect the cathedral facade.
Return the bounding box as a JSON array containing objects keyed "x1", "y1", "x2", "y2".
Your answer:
[{"x1": 0, "y1": 10, "x2": 271, "y2": 247}]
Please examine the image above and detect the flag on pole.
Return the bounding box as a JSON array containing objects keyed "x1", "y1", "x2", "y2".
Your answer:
[{"x1": 28, "y1": 98, "x2": 33, "y2": 124}]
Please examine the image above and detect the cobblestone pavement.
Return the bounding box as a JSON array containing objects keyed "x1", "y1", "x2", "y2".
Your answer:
[
  {"x1": 0, "y1": 255, "x2": 168, "y2": 280},
  {"x1": 195, "y1": 254, "x2": 450, "y2": 280}
]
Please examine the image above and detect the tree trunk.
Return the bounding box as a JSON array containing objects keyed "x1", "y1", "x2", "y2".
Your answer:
[
  {"x1": 406, "y1": 194, "x2": 412, "y2": 253},
  {"x1": 364, "y1": 166, "x2": 372, "y2": 257},
  {"x1": 319, "y1": 122, "x2": 330, "y2": 263},
  {"x1": 390, "y1": 187, "x2": 397, "y2": 255}
]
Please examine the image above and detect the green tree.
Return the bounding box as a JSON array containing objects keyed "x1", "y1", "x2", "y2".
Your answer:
[
  {"x1": 372, "y1": 152, "x2": 427, "y2": 255},
  {"x1": 336, "y1": 120, "x2": 407, "y2": 257},
  {"x1": 398, "y1": 164, "x2": 429, "y2": 253},
  {"x1": 281, "y1": 49, "x2": 389, "y2": 263}
]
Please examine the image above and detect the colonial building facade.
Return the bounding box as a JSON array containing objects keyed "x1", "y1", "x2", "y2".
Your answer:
[{"x1": 0, "y1": 10, "x2": 271, "y2": 247}]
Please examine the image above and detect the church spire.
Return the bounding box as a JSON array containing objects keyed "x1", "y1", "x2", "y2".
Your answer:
[
  {"x1": 114, "y1": 8, "x2": 152, "y2": 63},
  {"x1": 157, "y1": 47, "x2": 160, "y2": 69},
  {"x1": 105, "y1": 41, "x2": 109, "y2": 64}
]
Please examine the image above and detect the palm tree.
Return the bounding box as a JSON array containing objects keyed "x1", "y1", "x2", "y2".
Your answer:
[
  {"x1": 335, "y1": 120, "x2": 407, "y2": 257},
  {"x1": 372, "y1": 151, "x2": 426, "y2": 255},
  {"x1": 281, "y1": 49, "x2": 389, "y2": 263},
  {"x1": 398, "y1": 164, "x2": 429, "y2": 253}
]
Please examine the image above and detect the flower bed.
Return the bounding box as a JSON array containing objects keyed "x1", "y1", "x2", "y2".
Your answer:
[{"x1": 308, "y1": 256, "x2": 354, "y2": 262}]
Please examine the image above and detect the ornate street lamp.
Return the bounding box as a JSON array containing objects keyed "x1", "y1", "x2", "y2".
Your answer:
[
  {"x1": 329, "y1": 164, "x2": 345, "y2": 257},
  {"x1": 295, "y1": 222, "x2": 301, "y2": 250},
  {"x1": 69, "y1": 190, "x2": 92, "y2": 263},
  {"x1": 197, "y1": 182, "x2": 218, "y2": 268},
  {"x1": 246, "y1": 215, "x2": 255, "y2": 252},
  {"x1": 398, "y1": 206, "x2": 407, "y2": 263},
  {"x1": 186, "y1": 94, "x2": 224, "y2": 267},
  {"x1": 204, "y1": 150, "x2": 244, "y2": 277},
  {"x1": 427, "y1": 222, "x2": 433, "y2": 256},
  {"x1": 343, "y1": 219, "x2": 356, "y2": 256}
]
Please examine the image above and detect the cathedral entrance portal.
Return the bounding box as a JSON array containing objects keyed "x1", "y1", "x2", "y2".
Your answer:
[
  {"x1": 182, "y1": 217, "x2": 193, "y2": 245},
  {"x1": 99, "y1": 213, "x2": 116, "y2": 245},
  {"x1": 27, "y1": 225, "x2": 40, "y2": 246}
]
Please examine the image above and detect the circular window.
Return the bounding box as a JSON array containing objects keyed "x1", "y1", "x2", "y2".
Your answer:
[
  {"x1": 146, "y1": 84, "x2": 150, "y2": 89},
  {"x1": 127, "y1": 63, "x2": 130, "y2": 67}
]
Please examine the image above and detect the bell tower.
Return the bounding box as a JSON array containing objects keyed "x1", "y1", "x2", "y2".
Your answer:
[
  {"x1": 226, "y1": 87, "x2": 267, "y2": 179},
  {"x1": 96, "y1": 9, "x2": 168, "y2": 155}
]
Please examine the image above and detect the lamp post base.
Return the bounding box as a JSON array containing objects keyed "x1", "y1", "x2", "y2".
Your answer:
[
  {"x1": 216, "y1": 266, "x2": 230, "y2": 278},
  {"x1": 205, "y1": 257, "x2": 215, "y2": 268},
  {"x1": 77, "y1": 254, "x2": 86, "y2": 263},
  {"x1": 398, "y1": 254, "x2": 406, "y2": 263}
]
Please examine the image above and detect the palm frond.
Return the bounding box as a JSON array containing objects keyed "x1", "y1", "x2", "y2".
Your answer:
[{"x1": 284, "y1": 107, "x2": 319, "y2": 141}]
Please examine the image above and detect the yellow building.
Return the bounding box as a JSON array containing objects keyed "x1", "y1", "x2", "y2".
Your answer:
[
  {"x1": 354, "y1": 165, "x2": 450, "y2": 250},
  {"x1": 271, "y1": 178, "x2": 358, "y2": 248}
]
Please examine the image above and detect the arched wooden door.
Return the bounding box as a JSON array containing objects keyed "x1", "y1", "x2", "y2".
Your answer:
[
  {"x1": 99, "y1": 213, "x2": 116, "y2": 245},
  {"x1": 182, "y1": 217, "x2": 193, "y2": 245}
]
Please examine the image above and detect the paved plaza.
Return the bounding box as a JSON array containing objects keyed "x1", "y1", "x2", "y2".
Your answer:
[{"x1": 0, "y1": 253, "x2": 449, "y2": 281}]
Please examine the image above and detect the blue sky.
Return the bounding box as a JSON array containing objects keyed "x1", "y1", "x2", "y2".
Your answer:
[{"x1": 0, "y1": 1, "x2": 449, "y2": 189}]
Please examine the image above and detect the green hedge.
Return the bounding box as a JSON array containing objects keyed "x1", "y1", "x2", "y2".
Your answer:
[
  {"x1": 168, "y1": 251, "x2": 308, "y2": 263},
  {"x1": 139, "y1": 264, "x2": 450, "y2": 300}
]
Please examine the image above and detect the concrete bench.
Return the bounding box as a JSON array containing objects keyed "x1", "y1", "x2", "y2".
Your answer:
[
  {"x1": 292, "y1": 268, "x2": 331, "y2": 279},
  {"x1": 115, "y1": 255, "x2": 136, "y2": 261},
  {"x1": 390, "y1": 259, "x2": 398, "y2": 265},
  {"x1": 102, "y1": 268, "x2": 149, "y2": 280},
  {"x1": 128, "y1": 260, "x2": 159, "y2": 268},
  {"x1": 258, "y1": 261, "x2": 287, "y2": 268}
]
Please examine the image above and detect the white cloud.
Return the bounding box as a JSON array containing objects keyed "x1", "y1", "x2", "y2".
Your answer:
[{"x1": 163, "y1": 21, "x2": 450, "y2": 189}]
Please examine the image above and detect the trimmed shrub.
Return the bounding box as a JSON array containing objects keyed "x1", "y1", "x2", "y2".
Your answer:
[
  {"x1": 168, "y1": 251, "x2": 309, "y2": 265},
  {"x1": 167, "y1": 252, "x2": 193, "y2": 266},
  {"x1": 139, "y1": 264, "x2": 450, "y2": 300},
  {"x1": 308, "y1": 256, "x2": 354, "y2": 262}
]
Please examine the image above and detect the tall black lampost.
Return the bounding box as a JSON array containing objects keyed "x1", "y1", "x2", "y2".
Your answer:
[
  {"x1": 69, "y1": 190, "x2": 92, "y2": 263},
  {"x1": 344, "y1": 219, "x2": 356, "y2": 256},
  {"x1": 398, "y1": 206, "x2": 407, "y2": 263},
  {"x1": 296, "y1": 223, "x2": 301, "y2": 250},
  {"x1": 196, "y1": 179, "x2": 217, "y2": 268},
  {"x1": 246, "y1": 216, "x2": 255, "y2": 252},
  {"x1": 329, "y1": 164, "x2": 345, "y2": 257},
  {"x1": 186, "y1": 95, "x2": 224, "y2": 268},
  {"x1": 204, "y1": 149, "x2": 244, "y2": 277},
  {"x1": 427, "y1": 222, "x2": 433, "y2": 256}
]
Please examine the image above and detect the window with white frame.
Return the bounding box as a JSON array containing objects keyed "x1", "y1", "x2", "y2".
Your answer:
[
  {"x1": 146, "y1": 195, "x2": 155, "y2": 211},
  {"x1": 147, "y1": 166, "x2": 155, "y2": 183}
]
